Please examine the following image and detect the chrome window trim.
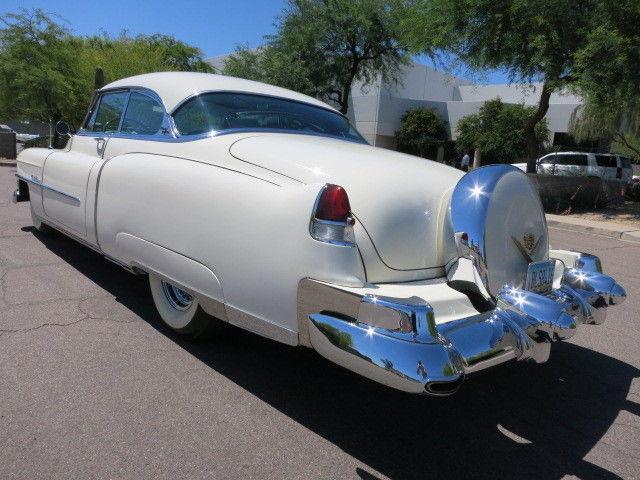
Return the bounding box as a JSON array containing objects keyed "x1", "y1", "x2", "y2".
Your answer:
[
  {"x1": 75, "y1": 124, "x2": 369, "y2": 145},
  {"x1": 78, "y1": 87, "x2": 172, "y2": 139},
  {"x1": 117, "y1": 91, "x2": 132, "y2": 133},
  {"x1": 182, "y1": 128, "x2": 368, "y2": 144},
  {"x1": 16, "y1": 173, "x2": 80, "y2": 204},
  {"x1": 81, "y1": 91, "x2": 101, "y2": 131},
  {"x1": 169, "y1": 89, "x2": 341, "y2": 117}
]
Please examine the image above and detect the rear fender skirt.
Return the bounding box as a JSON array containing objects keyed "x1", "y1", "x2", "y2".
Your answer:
[{"x1": 114, "y1": 232, "x2": 227, "y2": 320}]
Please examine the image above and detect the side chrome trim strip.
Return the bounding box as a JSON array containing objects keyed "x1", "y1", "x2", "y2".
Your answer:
[{"x1": 16, "y1": 173, "x2": 81, "y2": 204}]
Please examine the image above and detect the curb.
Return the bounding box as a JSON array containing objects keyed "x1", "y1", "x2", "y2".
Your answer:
[
  {"x1": 0, "y1": 160, "x2": 17, "y2": 167},
  {"x1": 546, "y1": 217, "x2": 640, "y2": 244}
]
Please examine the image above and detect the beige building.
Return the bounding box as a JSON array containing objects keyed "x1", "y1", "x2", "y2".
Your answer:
[{"x1": 208, "y1": 56, "x2": 583, "y2": 149}]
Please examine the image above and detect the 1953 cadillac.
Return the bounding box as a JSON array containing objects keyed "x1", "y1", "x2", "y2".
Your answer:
[{"x1": 12, "y1": 72, "x2": 626, "y2": 395}]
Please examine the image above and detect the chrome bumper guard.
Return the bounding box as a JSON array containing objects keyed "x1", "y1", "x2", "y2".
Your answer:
[{"x1": 300, "y1": 253, "x2": 626, "y2": 396}]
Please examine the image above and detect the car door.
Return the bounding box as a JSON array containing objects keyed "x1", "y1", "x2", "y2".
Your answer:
[
  {"x1": 555, "y1": 153, "x2": 586, "y2": 177},
  {"x1": 594, "y1": 154, "x2": 615, "y2": 180},
  {"x1": 42, "y1": 90, "x2": 128, "y2": 237}
]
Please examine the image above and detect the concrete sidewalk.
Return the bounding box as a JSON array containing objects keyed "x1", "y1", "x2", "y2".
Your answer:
[{"x1": 547, "y1": 213, "x2": 640, "y2": 243}]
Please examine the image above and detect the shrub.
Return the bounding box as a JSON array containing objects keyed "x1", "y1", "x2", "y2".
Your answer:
[
  {"x1": 395, "y1": 108, "x2": 448, "y2": 158},
  {"x1": 455, "y1": 98, "x2": 550, "y2": 164}
]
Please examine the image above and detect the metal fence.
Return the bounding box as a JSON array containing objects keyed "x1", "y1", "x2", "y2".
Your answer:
[
  {"x1": 528, "y1": 174, "x2": 626, "y2": 213},
  {"x1": 0, "y1": 131, "x2": 17, "y2": 160}
]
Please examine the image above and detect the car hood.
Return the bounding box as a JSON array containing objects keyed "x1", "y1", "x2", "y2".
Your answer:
[{"x1": 229, "y1": 134, "x2": 463, "y2": 270}]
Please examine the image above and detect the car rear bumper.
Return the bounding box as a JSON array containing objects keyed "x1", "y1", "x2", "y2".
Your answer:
[{"x1": 298, "y1": 251, "x2": 625, "y2": 395}]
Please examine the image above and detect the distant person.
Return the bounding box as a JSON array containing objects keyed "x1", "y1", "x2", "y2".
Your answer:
[{"x1": 461, "y1": 152, "x2": 471, "y2": 172}]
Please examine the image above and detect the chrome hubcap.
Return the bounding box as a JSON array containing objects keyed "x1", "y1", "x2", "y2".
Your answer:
[{"x1": 161, "y1": 281, "x2": 194, "y2": 311}]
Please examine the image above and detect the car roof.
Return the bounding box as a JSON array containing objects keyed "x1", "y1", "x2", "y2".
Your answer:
[{"x1": 101, "y1": 72, "x2": 338, "y2": 114}]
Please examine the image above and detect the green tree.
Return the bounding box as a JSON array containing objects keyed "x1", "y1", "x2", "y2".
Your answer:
[
  {"x1": 568, "y1": 1, "x2": 640, "y2": 160},
  {"x1": 144, "y1": 34, "x2": 214, "y2": 73},
  {"x1": 569, "y1": 102, "x2": 640, "y2": 160},
  {"x1": 399, "y1": 0, "x2": 608, "y2": 172},
  {"x1": 573, "y1": 1, "x2": 640, "y2": 128},
  {"x1": 224, "y1": 0, "x2": 409, "y2": 114},
  {"x1": 0, "y1": 10, "x2": 213, "y2": 130},
  {"x1": 223, "y1": 46, "x2": 326, "y2": 100},
  {"x1": 455, "y1": 99, "x2": 549, "y2": 164},
  {"x1": 0, "y1": 10, "x2": 83, "y2": 127},
  {"x1": 395, "y1": 107, "x2": 447, "y2": 157}
]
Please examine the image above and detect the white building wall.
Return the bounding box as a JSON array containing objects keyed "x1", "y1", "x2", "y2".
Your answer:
[{"x1": 205, "y1": 56, "x2": 582, "y2": 150}]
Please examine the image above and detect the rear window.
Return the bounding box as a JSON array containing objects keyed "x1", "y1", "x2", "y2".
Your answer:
[
  {"x1": 172, "y1": 92, "x2": 366, "y2": 143},
  {"x1": 556, "y1": 154, "x2": 588, "y2": 166},
  {"x1": 595, "y1": 155, "x2": 617, "y2": 167},
  {"x1": 620, "y1": 157, "x2": 632, "y2": 169}
]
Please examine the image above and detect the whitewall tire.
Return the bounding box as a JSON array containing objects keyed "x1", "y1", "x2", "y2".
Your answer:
[{"x1": 148, "y1": 274, "x2": 222, "y2": 338}]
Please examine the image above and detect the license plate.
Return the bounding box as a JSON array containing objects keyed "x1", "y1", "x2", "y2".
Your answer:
[{"x1": 525, "y1": 260, "x2": 555, "y2": 293}]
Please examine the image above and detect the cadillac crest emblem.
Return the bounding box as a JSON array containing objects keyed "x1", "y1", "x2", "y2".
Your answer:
[{"x1": 522, "y1": 233, "x2": 536, "y2": 254}]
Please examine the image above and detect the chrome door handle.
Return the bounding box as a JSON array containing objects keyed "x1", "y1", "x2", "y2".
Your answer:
[{"x1": 94, "y1": 137, "x2": 106, "y2": 155}]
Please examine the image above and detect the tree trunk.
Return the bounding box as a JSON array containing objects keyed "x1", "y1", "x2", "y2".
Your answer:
[
  {"x1": 473, "y1": 149, "x2": 481, "y2": 170},
  {"x1": 524, "y1": 81, "x2": 552, "y2": 173},
  {"x1": 339, "y1": 57, "x2": 360, "y2": 115},
  {"x1": 339, "y1": 78, "x2": 353, "y2": 115}
]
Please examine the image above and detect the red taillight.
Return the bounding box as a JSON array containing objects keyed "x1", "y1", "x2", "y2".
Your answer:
[{"x1": 315, "y1": 184, "x2": 351, "y2": 222}]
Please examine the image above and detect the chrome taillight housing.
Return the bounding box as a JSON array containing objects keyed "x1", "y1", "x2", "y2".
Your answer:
[{"x1": 309, "y1": 184, "x2": 356, "y2": 246}]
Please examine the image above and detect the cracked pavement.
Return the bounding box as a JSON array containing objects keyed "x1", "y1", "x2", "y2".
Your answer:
[{"x1": 0, "y1": 166, "x2": 639, "y2": 479}]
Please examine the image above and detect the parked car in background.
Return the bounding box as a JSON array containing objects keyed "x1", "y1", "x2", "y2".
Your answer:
[
  {"x1": 12, "y1": 72, "x2": 627, "y2": 396},
  {"x1": 1, "y1": 123, "x2": 41, "y2": 143},
  {"x1": 514, "y1": 152, "x2": 633, "y2": 184}
]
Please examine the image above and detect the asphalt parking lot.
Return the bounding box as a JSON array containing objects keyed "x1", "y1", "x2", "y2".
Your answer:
[{"x1": 0, "y1": 166, "x2": 638, "y2": 480}]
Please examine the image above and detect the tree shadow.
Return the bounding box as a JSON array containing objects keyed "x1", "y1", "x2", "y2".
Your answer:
[{"x1": 32, "y1": 228, "x2": 640, "y2": 480}]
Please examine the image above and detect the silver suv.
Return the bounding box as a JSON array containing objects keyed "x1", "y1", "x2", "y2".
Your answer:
[{"x1": 514, "y1": 152, "x2": 633, "y2": 184}]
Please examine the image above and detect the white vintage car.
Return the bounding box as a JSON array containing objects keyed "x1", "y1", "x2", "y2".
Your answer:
[{"x1": 13, "y1": 72, "x2": 626, "y2": 395}]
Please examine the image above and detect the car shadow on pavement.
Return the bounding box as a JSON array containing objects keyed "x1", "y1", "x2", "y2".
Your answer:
[{"x1": 33, "y1": 228, "x2": 640, "y2": 480}]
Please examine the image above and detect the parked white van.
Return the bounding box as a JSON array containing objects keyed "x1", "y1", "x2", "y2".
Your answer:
[{"x1": 514, "y1": 152, "x2": 633, "y2": 184}]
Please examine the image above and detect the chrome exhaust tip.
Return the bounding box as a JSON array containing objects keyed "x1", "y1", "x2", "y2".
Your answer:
[{"x1": 425, "y1": 375, "x2": 465, "y2": 396}]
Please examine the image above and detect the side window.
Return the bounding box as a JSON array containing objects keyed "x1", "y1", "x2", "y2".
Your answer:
[
  {"x1": 89, "y1": 91, "x2": 129, "y2": 133},
  {"x1": 557, "y1": 154, "x2": 588, "y2": 166},
  {"x1": 595, "y1": 155, "x2": 616, "y2": 167},
  {"x1": 121, "y1": 92, "x2": 165, "y2": 135},
  {"x1": 620, "y1": 157, "x2": 632, "y2": 169},
  {"x1": 173, "y1": 98, "x2": 211, "y2": 136}
]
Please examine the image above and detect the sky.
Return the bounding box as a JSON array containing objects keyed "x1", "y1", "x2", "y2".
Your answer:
[{"x1": 0, "y1": 0, "x2": 510, "y2": 84}]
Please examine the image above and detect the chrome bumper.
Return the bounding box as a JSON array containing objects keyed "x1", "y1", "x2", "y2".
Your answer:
[{"x1": 298, "y1": 253, "x2": 625, "y2": 396}]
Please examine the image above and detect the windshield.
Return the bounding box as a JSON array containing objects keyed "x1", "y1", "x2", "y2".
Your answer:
[{"x1": 172, "y1": 92, "x2": 366, "y2": 143}]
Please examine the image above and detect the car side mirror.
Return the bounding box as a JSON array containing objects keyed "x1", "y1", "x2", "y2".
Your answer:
[{"x1": 55, "y1": 121, "x2": 72, "y2": 137}]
